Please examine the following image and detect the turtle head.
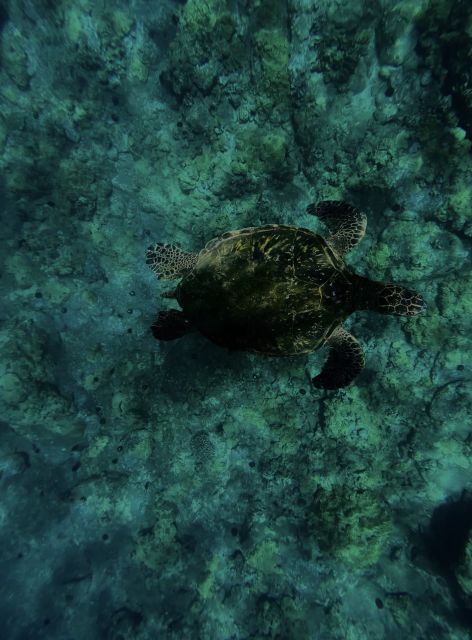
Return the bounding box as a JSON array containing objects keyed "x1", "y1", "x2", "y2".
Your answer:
[
  {"x1": 374, "y1": 283, "x2": 426, "y2": 316},
  {"x1": 369, "y1": 283, "x2": 426, "y2": 316},
  {"x1": 354, "y1": 277, "x2": 426, "y2": 316}
]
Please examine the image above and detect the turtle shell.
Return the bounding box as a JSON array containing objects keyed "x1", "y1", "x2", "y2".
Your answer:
[{"x1": 177, "y1": 225, "x2": 351, "y2": 355}]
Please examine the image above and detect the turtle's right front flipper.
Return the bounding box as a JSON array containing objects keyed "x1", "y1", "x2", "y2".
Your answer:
[
  {"x1": 151, "y1": 310, "x2": 195, "y2": 341},
  {"x1": 312, "y1": 326, "x2": 365, "y2": 390}
]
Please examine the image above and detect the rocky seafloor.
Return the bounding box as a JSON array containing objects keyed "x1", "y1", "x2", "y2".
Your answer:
[{"x1": 1, "y1": 0, "x2": 471, "y2": 638}]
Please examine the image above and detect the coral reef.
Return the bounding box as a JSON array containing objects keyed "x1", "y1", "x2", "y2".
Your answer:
[{"x1": 0, "y1": 0, "x2": 471, "y2": 638}]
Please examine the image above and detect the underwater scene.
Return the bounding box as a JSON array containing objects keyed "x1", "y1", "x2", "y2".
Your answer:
[{"x1": 1, "y1": 0, "x2": 472, "y2": 638}]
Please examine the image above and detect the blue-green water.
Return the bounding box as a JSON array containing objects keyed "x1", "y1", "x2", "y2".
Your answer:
[{"x1": 1, "y1": 1, "x2": 471, "y2": 638}]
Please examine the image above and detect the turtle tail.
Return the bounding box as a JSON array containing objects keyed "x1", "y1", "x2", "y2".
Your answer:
[{"x1": 370, "y1": 282, "x2": 426, "y2": 316}]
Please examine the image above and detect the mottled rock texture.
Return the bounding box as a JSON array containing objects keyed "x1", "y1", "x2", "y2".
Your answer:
[{"x1": 0, "y1": 0, "x2": 471, "y2": 638}]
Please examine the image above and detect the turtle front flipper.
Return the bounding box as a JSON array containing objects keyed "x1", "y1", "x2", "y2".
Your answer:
[
  {"x1": 312, "y1": 326, "x2": 365, "y2": 390},
  {"x1": 151, "y1": 310, "x2": 194, "y2": 341},
  {"x1": 146, "y1": 243, "x2": 198, "y2": 280},
  {"x1": 307, "y1": 201, "x2": 367, "y2": 256}
]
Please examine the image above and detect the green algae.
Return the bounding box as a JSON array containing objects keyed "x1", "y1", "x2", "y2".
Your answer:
[
  {"x1": 0, "y1": 1, "x2": 472, "y2": 638},
  {"x1": 0, "y1": 321, "x2": 83, "y2": 439},
  {"x1": 164, "y1": 0, "x2": 243, "y2": 98},
  {"x1": 308, "y1": 485, "x2": 392, "y2": 568},
  {"x1": 254, "y1": 27, "x2": 290, "y2": 111}
]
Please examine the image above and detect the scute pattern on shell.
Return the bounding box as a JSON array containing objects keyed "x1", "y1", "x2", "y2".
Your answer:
[
  {"x1": 177, "y1": 225, "x2": 348, "y2": 356},
  {"x1": 200, "y1": 225, "x2": 284, "y2": 256}
]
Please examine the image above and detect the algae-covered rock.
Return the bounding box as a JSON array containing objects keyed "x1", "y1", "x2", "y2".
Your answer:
[
  {"x1": 0, "y1": 372, "x2": 27, "y2": 405},
  {"x1": 0, "y1": 24, "x2": 31, "y2": 89},
  {"x1": 438, "y1": 275, "x2": 472, "y2": 324},
  {"x1": 64, "y1": 1, "x2": 138, "y2": 86},
  {"x1": 57, "y1": 155, "x2": 99, "y2": 208},
  {"x1": 317, "y1": 23, "x2": 370, "y2": 87},
  {"x1": 162, "y1": 0, "x2": 243, "y2": 99},
  {"x1": 365, "y1": 241, "x2": 393, "y2": 276},
  {"x1": 380, "y1": 220, "x2": 467, "y2": 281},
  {"x1": 0, "y1": 321, "x2": 82, "y2": 440},
  {"x1": 190, "y1": 430, "x2": 215, "y2": 470},
  {"x1": 223, "y1": 127, "x2": 296, "y2": 195},
  {"x1": 375, "y1": 5, "x2": 421, "y2": 67},
  {"x1": 0, "y1": 452, "x2": 30, "y2": 479},
  {"x1": 416, "y1": 0, "x2": 472, "y2": 139},
  {"x1": 457, "y1": 533, "x2": 472, "y2": 598},
  {"x1": 308, "y1": 484, "x2": 392, "y2": 568},
  {"x1": 242, "y1": 0, "x2": 287, "y2": 29},
  {"x1": 2, "y1": 2, "x2": 472, "y2": 638},
  {"x1": 253, "y1": 28, "x2": 290, "y2": 114},
  {"x1": 447, "y1": 177, "x2": 472, "y2": 236},
  {"x1": 404, "y1": 311, "x2": 447, "y2": 350}
]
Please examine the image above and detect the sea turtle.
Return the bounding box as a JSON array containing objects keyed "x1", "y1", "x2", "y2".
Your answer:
[{"x1": 145, "y1": 201, "x2": 425, "y2": 389}]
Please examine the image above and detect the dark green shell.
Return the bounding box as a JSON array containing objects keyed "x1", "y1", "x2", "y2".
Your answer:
[{"x1": 177, "y1": 225, "x2": 353, "y2": 355}]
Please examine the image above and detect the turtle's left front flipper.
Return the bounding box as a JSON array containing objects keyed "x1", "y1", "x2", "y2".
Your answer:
[{"x1": 312, "y1": 326, "x2": 365, "y2": 390}]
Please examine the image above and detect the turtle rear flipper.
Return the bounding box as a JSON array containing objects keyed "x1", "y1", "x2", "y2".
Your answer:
[
  {"x1": 146, "y1": 243, "x2": 198, "y2": 280},
  {"x1": 312, "y1": 326, "x2": 365, "y2": 390},
  {"x1": 307, "y1": 200, "x2": 366, "y2": 256},
  {"x1": 151, "y1": 310, "x2": 194, "y2": 341}
]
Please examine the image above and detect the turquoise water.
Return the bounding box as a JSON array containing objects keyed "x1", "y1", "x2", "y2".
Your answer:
[{"x1": 1, "y1": 1, "x2": 471, "y2": 638}]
